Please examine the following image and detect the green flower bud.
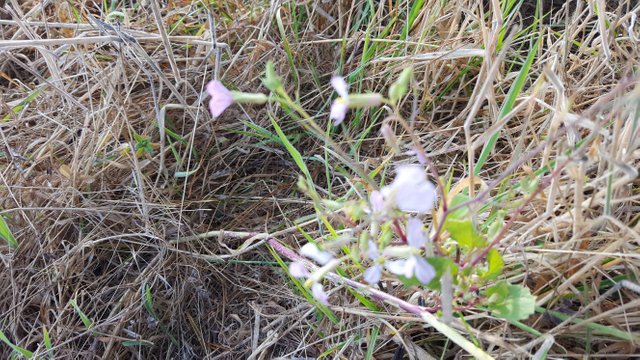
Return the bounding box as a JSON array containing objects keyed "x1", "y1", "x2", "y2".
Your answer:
[{"x1": 388, "y1": 67, "x2": 413, "y2": 103}]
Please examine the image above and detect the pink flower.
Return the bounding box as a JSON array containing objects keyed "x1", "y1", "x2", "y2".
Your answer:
[
  {"x1": 289, "y1": 262, "x2": 309, "y2": 278},
  {"x1": 206, "y1": 80, "x2": 234, "y2": 118},
  {"x1": 381, "y1": 165, "x2": 437, "y2": 213}
]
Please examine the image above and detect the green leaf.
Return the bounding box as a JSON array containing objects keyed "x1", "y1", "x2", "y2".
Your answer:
[
  {"x1": 482, "y1": 249, "x2": 504, "y2": 280},
  {"x1": 397, "y1": 257, "x2": 458, "y2": 290},
  {"x1": 69, "y1": 299, "x2": 93, "y2": 329},
  {"x1": 43, "y1": 325, "x2": 52, "y2": 356},
  {"x1": 487, "y1": 282, "x2": 536, "y2": 321},
  {"x1": 446, "y1": 219, "x2": 486, "y2": 250},
  {"x1": 447, "y1": 193, "x2": 470, "y2": 221},
  {"x1": 0, "y1": 329, "x2": 34, "y2": 359},
  {"x1": 0, "y1": 215, "x2": 17, "y2": 249},
  {"x1": 426, "y1": 257, "x2": 459, "y2": 290},
  {"x1": 122, "y1": 340, "x2": 154, "y2": 347}
]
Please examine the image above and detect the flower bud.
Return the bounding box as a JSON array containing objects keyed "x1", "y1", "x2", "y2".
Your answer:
[
  {"x1": 230, "y1": 92, "x2": 268, "y2": 104},
  {"x1": 347, "y1": 93, "x2": 383, "y2": 108}
]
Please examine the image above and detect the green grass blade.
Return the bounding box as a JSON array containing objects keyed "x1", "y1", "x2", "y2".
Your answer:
[
  {"x1": 0, "y1": 329, "x2": 34, "y2": 358},
  {"x1": 43, "y1": 325, "x2": 52, "y2": 357},
  {"x1": 474, "y1": 35, "x2": 540, "y2": 176},
  {"x1": 69, "y1": 299, "x2": 93, "y2": 329},
  {"x1": 535, "y1": 306, "x2": 639, "y2": 342},
  {"x1": 0, "y1": 215, "x2": 17, "y2": 249},
  {"x1": 364, "y1": 326, "x2": 379, "y2": 360},
  {"x1": 270, "y1": 116, "x2": 316, "y2": 196}
]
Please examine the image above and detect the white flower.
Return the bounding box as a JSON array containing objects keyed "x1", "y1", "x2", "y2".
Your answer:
[
  {"x1": 386, "y1": 256, "x2": 435, "y2": 284},
  {"x1": 406, "y1": 217, "x2": 427, "y2": 249},
  {"x1": 311, "y1": 283, "x2": 329, "y2": 305},
  {"x1": 381, "y1": 165, "x2": 437, "y2": 213},
  {"x1": 300, "y1": 243, "x2": 334, "y2": 265},
  {"x1": 329, "y1": 76, "x2": 382, "y2": 125}
]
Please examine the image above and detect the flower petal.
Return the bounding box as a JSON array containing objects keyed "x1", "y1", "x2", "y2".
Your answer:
[
  {"x1": 367, "y1": 240, "x2": 379, "y2": 260},
  {"x1": 382, "y1": 165, "x2": 437, "y2": 213},
  {"x1": 404, "y1": 256, "x2": 417, "y2": 278},
  {"x1": 206, "y1": 80, "x2": 234, "y2": 118},
  {"x1": 300, "y1": 243, "x2": 334, "y2": 265},
  {"x1": 330, "y1": 99, "x2": 348, "y2": 125},
  {"x1": 370, "y1": 190, "x2": 385, "y2": 213},
  {"x1": 385, "y1": 259, "x2": 407, "y2": 275},
  {"x1": 364, "y1": 265, "x2": 382, "y2": 284},
  {"x1": 311, "y1": 283, "x2": 329, "y2": 305},
  {"x1": 406, "y1": 217, "x2": 427, "y2": 249},
  {"x1": 330, "y1": 76, "x2": 349, "y2": 99},
  {"x1": 413, "y1": 256, "x2": 436, "y2": 284},
  {"x1": 289, "y1": 261, "x2": 309, "y2": 278}
]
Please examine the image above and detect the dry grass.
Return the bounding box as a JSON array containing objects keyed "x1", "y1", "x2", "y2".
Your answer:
[{"x1": 0, "y1": 0, "x2": 639, "y2": 358}]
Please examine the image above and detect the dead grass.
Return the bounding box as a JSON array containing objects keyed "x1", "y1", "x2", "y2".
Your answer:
[{"x1": 0, "y1": 0, "x2": 639, "y2": 358}]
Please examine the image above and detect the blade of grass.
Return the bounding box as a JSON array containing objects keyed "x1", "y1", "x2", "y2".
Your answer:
[
  {"x1": 0, "y1": 215, "x2": 17, "y2": 249},
  {"x1": 0, "y1": 329, "x2": 34, "y2": 359},
  {"x1": 474, "y1": 35, "x2": 540, "y2": 176},
  {"x1": 69, "y1": 299, "x2": 93, "y2": 329}
]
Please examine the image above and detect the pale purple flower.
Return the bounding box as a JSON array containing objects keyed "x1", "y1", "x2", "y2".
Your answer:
[
  {"x1": 311, "y1": 283, "x2": 329, "y2": 305},
  {"x1": 406, "y1": 217, "x2": 427, "y2": 249},
  {"x1": 370, "y1": 190, "x2": 385, "y2": 213},
  {"x1": 289, "y1": 261, "x2": 309, "y2": 278},
  {"x1": 206, "y1": 80, "x2": 234, "y2": 118},
  {"x1": 364, "y1": 265, "x2": 382, "y2": 284},
  {"x1": 386, "y1": 256, "x2": 435, "y2": 284},
  {"x1": 364, "y1": 240, "x2": 383, "y2": 284},
  {"x1": 381, "y1": 165, "x2": 437, "y2": 213},
  {"x1": 329, "y1": 76, "x2": 382, "y2": 125},
  {"x1": 330, "y1": 76, "x2": 349, "y2": 125},
  {"x1": 300, "y1": 243, "x2": 334, "y2": 265}
]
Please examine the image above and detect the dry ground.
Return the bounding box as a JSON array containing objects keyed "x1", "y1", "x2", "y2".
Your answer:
[{"x1": 1, "y1": 0, "x2": 639, "y2": 359}]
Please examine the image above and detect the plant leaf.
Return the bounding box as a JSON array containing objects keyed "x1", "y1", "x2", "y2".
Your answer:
[
  {"x1": 487, "y1": 282, "x2": 536, "y2": 321},
  {"x1": 0, "y1": 215, "x2": 17, "y2": 249}
]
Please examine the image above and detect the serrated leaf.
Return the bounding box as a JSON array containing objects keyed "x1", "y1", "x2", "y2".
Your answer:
[
  {"x1": 487, "y1": 282, "x2": 536, "y2": 321},
  {"x1": 446, "y1": 218, "x2": 486, "y2": 249}
]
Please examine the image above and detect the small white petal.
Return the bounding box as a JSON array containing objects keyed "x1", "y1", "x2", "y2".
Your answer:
[
  {"x1": 406, "y1": 217, "x2": 427, "y2": 249},
  {"x1": 385, "y1": 259, "x2": 407, "y2": 275},
  {"x1": 370, "y1": 190, "x2": 385, "y2": 213},
  {"x1": 367, "y1": 240, "x2": 379, "y2": 260},
  {"x1": 404, "y1": 256, "x2": 417, "y2": 278},
  {"x1": 395, "y1": 165, "x2": 427, "y2": 184},
  {"x1": 364, "y1": 265, "x2": 382, "y2": 284},
  {"x1": 311, "y1": 283, "x2": 329, "y2": 305},
  {"x1": 330, "y1": 76, "x2": 349, "y2": 99},
  {"x1": 330, "y1": 100, "x2": 348, "y2": 125},
  {"x1": 289, "y1": 262, "x2": 309, "y2": 278},
  {"x1": 300, "y1": 243, "x2": 334, "y2": 265},
  {"x1": 382, "y1": 165, "x2": 437, "y2": 213},
  {"x1": 413, "y1": 256, "x2": 436, "y2": 284}
]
